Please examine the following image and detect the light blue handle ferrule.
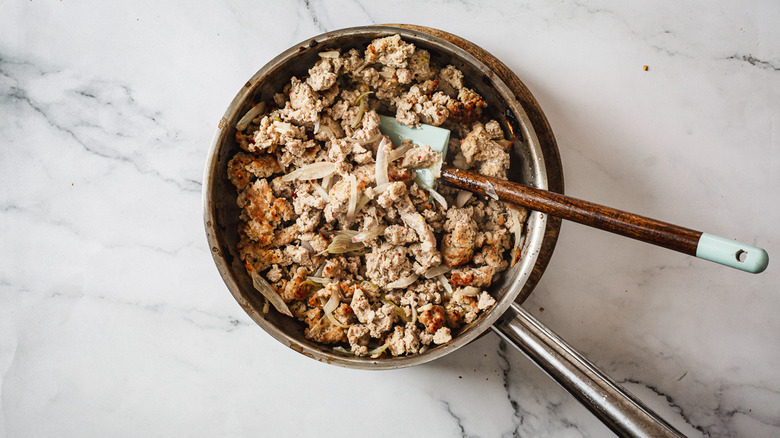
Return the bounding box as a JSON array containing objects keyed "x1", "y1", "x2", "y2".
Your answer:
[{"x1": 696, "y1": 233, "x2": 769, "y2": 273}]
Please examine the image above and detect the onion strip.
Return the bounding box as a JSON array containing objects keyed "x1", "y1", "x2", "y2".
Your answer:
[
  {"x1": 424, "y1": 265, "x2": 451, "y2": 279},
  {"x1": 346, "y1": 132, "x2": 381, "y2": 145},
  {"x1": 459, "y1": 286, "x2": 482, "y2": 297},
  {"x1": 509, "y1": 208, "x2": 527, "y2": 266},
  {"x1": 312, "y1": 182, "x2": 329, "y2": 202},
  {"x1": 375, "y1": 137, "x2": 390, "y2": 187},
  {"x1": 306, "y1": 276, "x2": 330, "y2": 284},
  {"x1": 350, "y1": 91, "x2": 373, "y2": 129},
  {"x1": 368, "y1": 341, "x2": 391, "y2": 358},
  {"x1": 387, "y1": 273, "x2": 419, "y2": 289},
  {"x1": 354, "y1": 194, "x2": 371, "y2": 216},
  {"x1": 249, "y1": 270, "x2": 292, "y2": 316},
  {"x1": 387, "y1": 143, "x2": 412, "y2": 162},
  {"x1": 281, "y1": 162, "x2": 337, "y2": 182},
  {"x1": 417, "y1": 303, "x2": 433, "y2": 313},
  {"x1": 318, "y1": 50, "x2": 340, "y2": 58},
  {"x1": 324, "y1": 293, "x2": 350, "y2": 328},
  {"x1": 327, "y1": 230, "x2": 363, "y2": 254},
  {"x1": 333, "y1": 346, "x2": 354, "y2": 355},
  {"x1": 346, "y1": 174, "x2": 358, "y2": 224},
  {"x1": 374, "y1": 182, "x2": 391, "y2": 194},
  {"x1": 380, "y1": 295, "x2": 412, "y2": 323},
  {"x1": 455, "y1": 190, "x2": 473, "y2": 207},
  {"x1": 352, "y1": 225, "x2": 386, "y2": 243},
  {"x1": 236, "y1": 102, "x2": 266, "y2": 131},
  {"x1": 428, "y1": 187, "x2": 448, "y2": 210},
  {"x1": 437, "y1": 274, "x2": 453, "y2": 298}
]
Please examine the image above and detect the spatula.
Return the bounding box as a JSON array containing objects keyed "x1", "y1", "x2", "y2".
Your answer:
[{"x1": 378, "y1": 115, "x2": 768, "y2": 273}]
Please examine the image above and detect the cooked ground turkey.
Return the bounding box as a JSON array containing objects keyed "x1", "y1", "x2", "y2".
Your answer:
[{"x1": 227, "y1": 35, "x2": 528, "y2": 357}]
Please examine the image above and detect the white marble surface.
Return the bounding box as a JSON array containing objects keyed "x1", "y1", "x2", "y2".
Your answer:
[{"x1": 1, "y1": 1, "x2": 778, "y2": 436}]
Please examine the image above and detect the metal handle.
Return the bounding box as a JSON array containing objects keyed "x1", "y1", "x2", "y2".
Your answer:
[{"x1": 492, "y1": 303, "x2": 685, "y2": 438}]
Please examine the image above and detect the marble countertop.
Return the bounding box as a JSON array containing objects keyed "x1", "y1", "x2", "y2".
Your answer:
[{"x1": 2, "y1": 1, "x2": 778, "y2": 436}]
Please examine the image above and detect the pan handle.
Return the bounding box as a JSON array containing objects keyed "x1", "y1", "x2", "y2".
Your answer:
[{"x1": 492, "y1": 303, "x2": 685, "y2": 438}]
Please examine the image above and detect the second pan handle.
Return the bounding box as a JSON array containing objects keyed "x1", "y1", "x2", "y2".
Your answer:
[{"x1": 492, "y1": 303, "x2": 685, "y2": 438}]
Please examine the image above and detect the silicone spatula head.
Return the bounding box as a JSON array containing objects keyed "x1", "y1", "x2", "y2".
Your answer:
[{"x1": 378, "y1": 115, "x2": 450, "y2": 188}]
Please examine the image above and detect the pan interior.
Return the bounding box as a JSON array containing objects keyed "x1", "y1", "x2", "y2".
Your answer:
[{"x1": 203, "y1": 26, "x2": 549, "y2": 369}]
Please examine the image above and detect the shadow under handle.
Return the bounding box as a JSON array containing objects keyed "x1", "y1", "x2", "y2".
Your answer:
[{"x1": 492, "y1": 304, "x2": 686, "y2": 438}]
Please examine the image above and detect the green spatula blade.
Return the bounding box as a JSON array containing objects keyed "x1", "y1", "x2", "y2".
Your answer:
[{"x1": 378, "y1": 115, "x2": 450, "y2": 188}]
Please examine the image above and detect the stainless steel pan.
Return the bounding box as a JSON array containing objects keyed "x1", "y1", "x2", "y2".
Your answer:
[{"x1": 203, "y1": 25, "x2": 684, "y2": 437}]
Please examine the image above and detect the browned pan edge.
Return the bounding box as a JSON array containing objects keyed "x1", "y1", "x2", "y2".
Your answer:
[{"x1": 384, "y1": 24, "x2": 564, "y2": 305}]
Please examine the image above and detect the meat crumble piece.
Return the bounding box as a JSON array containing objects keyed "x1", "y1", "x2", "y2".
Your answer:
[
  {"x1": 441, "y1": 207, "x2": 479, "y2": 267},
  {"x1": 365, "y1": 34, "x2": 416, "y2": 68},
  {"x1": 227, "y1": 152, "x2": 281, "y2": 191},
  {"x1": 401, "y1": 144, "x2": 441, "y2": 169},
  {"x1": 229, "y1": 34, "x2": 529, "y2": 357},
  {"x1": 459, "y1": 122, "x2": 511, "y2": 179}
]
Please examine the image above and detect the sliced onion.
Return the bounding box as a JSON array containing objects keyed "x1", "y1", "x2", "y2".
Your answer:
[
  {"x1": 333, "y1": 346, "x2": 354, "y2": 355},
  {"x1": 417, "y1": 303, "x2": 433, "y2": 313},
  {"x1": 410, "y1": 303, "x2": 418, "y2": 325},
  {"x1": 387, "y1": 143, "x2": 412, "y2": 162},
  {"x1": 455, "y1": 286, "x2": 481, "y2": 297},
  {"x1": 312, "y1": 182, "x2": 329, "y2": 202},
  {"x1": 324, "y1": 292, "x2": 350, "y2": 328},
  {"x1": 378, "y1": 69, "x2": 395, "y2": 79},
  {"x1": 249, "y1": 270, "x2": 292, "y2": 316},
  {"x1": 354, "y1": 194, "x2": 371, "y2": 215},
  {"x1": 281, "y1": 162, "x2": 337, "y2": 182},
  {"x1": 313, "y1": 118, "x2": 320, "y2": 134},
  {"x1": 368, "y1": 341, "x2": 390, "y2": 358},
  {"x1": 509, "y1": 208, "x2": 526, "y2": 266},
  {"x1": 346, "y1": 132, "x2": 381, "y2": 145},
  {"x1": 387, "y1": 273, "x2": 419, "y2": 289},
  {"x1": 301, "y1": 240, "x2": 315, "y2": 254},
  {"x1": 262, "y1": 298, "x2": 270, "y2": 314},
  {"x1": 346, "y1": 174, "x2": 358, "y2": 224},
  {"x1": 352, "y1": 225, "x2": 386, "y2": 243},
  {"x1": 484, "y1": 181, "x2": 499, "y2": 200},
  {"x1": 236, "y1": 101, "x2": 266, "y2": 131},
  {"x1": 350, "y1": 91, "x2": 372, "y2": 129},
  {"x1": 306, "y1": 276, "x2": 330, "y2": 284},
  {"x1": 455, "y1": 190, "x2": 473, "y2": 208},
  {"x1": 424, "y1": 265, "x2": 451, "y2": 279},
  {"x1": 374, "y1": 182, "x2": 391, "y2": 194},
  {"x1": 318, "y1": 50, "x2": 340, "y2": 59},
  {"x1": 321, "y1": 174, "x2": 333, "y2": 190},
  {"x1": 313, "y1": 262, "x2": 326, "y2": 277},
  {"x1": 360, "y1": 281, "x2": 380, "y2": 296},
  {"x1": 437, "y1": 274, "x2": 453, "y2": 297},
  {"x1": 353, "y1": 59, "x2": 370, "y2": 74},
  {"x1": 327, "y1": 230, "x2": 363, "y2": 254},
  {"x1": 375, "y1": 137, "x2": 390, "y2": 186},
  {"x1": 428, "y1": 187, "x2": 448, "y2": 210},
  {"x1": 318, "y1": 125, "x2": 336, "y2": 139},
  {"x1": 380, "y1": 295, "x2": 411, "y2": 323}
]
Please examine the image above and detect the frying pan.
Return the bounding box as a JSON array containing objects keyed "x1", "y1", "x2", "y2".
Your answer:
[{"x1": 203, "y1": 25, "x2": 684, "y2": 437}]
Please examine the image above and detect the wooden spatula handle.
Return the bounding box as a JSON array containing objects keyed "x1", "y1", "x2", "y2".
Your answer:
[{"x1": 441, "y1": 166, "x2": 703, "y2": 255}]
